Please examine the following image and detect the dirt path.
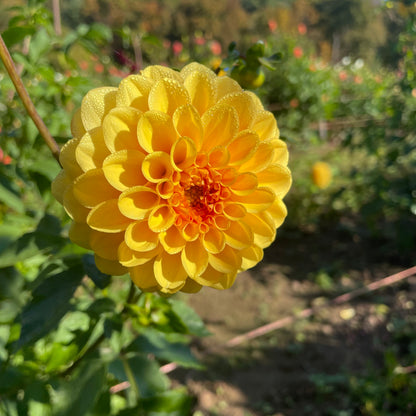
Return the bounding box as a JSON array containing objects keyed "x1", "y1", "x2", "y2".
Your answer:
[{"x1": 174, "y1": 229, "x2": 415, "y2": 415}]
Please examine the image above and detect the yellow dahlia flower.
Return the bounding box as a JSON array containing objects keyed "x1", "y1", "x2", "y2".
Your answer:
[
  {"x1": 52, "y1": 63, "x2": 291, "y2": 294},
  {"x1": 311, "y1": 161, "x2": 332, "y2": 189}
]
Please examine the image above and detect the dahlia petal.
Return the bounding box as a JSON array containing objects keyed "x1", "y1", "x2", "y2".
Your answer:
[
  {"x1": 227, "y1": 130, "x2": 259, "y2": 166},
  {"x1": 142, "y1": 65, "x2": 183, "y2": 83},
  {"x1": 73, "y1": 168, "x2": 120, "y2": 208},
  {"x1": 59, "y1": 138, "x2": 83, "y2": 179},
  {"x1": 142, "y1": 151, "x2": 173, "y2": 183},
  {"x1": 63, "y1": 185, "x2": 90, "y2": 222},
  {"x1": 95, "y1": 255, "x2": 127, "y2": 276},
  {"x1": 201, "y1": 104, "x2": 239, "y2": 151},
  {"x1": 238, "y1": 140, "x2": 276, "y2": 173},
  {"x1": 208, "y1": 147, "x2": 230, "y2": 168},
  {"x1": 90, "y1": 231, "x2": 125, "y2": 261},
  {"x1": 180, "y1": 279, "x2": 203, "y2": 293},
  {"x1": 51, "y1": 170, "x2": 71, "y2": 204},
  {"x1": 246, "y1": 92, "x2": 264, "y2": 110},
  {"x1": 270, "y1": 138, "x2": 289, "y2": 166},
  {"x1": 240, "y1": 245, "x2": 264, "y2": 270},
  {"x1": 184, "y1": 70, "x2": 217, "y2": 115},
  {"x1": 182, "y1": 222, "x2": 200, "y2": 241},
  {"x1": 102, "y1": 150, "x2": 147, "y2": 191},
  {"x1": 217, "y1": 91, "x2": 258, "y2": 131},
  {"x1": 208, "y1": 245, "x2": 241, "y2": 274},
  {"x1": 232, "y1": 187, "x2": 274, "y2": 213},
  {"x1": 76, "y1": 127, "x2": 110, "y2": 172},
  {"x1": 116, "y1": 74, "x2": 152, "y2": 111},
  {"x1": 148, "y1": 78, "x2": 190, "y2": 117},
  {"x1": 103, "y1": 107, "x2": 142, "y2": 153},
  {"x1": 223, "y1": 203, "x2": 247, "y2": 221},
  {"x1": 137, "y1": 111, "x2": 178, "y2": 153},
  {"x1": 219, "y1": 167, "x2": 237, "y2": 186},
  {"x1": 71, "y1": 108, "x2": 86, "y2": 139},
  {"x1": 210, "y1": 272, "x2": 237, "y2": 290},
  {"x1": 213, "y1": 215, "x2": 231, "y2": 231},
  {"x1": 125, "y1": 221, "x2": 159, "y2": 252},
  {"x1": 159, "y1": 226, "x2": 186, "y2": 254},
  {"x1": 156, "y1": 180, "x2": 174, "y2": 199},
  {"x1": 148, "y1": 204, "x2": 176, "y2": 232},
  {"x1": 170, "y1": 137, "x2": 197, "y2": 171},
  {"x1": 180, "y1": 62, "x2": 216, "y2": 81},
  {"x1": 68, "y1": 222, "x2": 91, "y2": 249},
  {"x1": 256, "y1": 164, "x2": 292, "y2": 198},
  {"x1": 251, "y1": 110, "x2": 279, "y2": 141},
  {"x1": 202, "y1": 228, "x2": 225, "y2": 253},
  {"x1": 172, "y1": 105, "x2": 204, "y2": 150},
  {"x1": 81, "y1": 87, "x2": 117, "y2": 131},
  {"x1": 118, "y1": 241, "x2": 161, "y2": 267},
  {"x1": 230, "y1": 172, "x2": 258, "y2": 195},
  {"x1": 181, "y1": 239, "x2": 209, "y2": 278},
  {"x1": 243, "y1": 212, "x2": 276, "y2": 249},
  {"x1": 87, "y1": 199, "x2": 132, "y2": 232},
  {"x1": 216, "y1": 76, "x2": 242, "y2": 100},
  {"x1": 129, "y1": 261, "x2": 159, "y2": 290},
  {"x1": 118, "y1": 186, "x2": 159, "y2": 220},
  {"x1": 154, "y1": 252, "x2": 187, "y2": 292},
  {"x1": 192, "y1": 264, "x2": 225, "y2": 286},
  {"x1": 223, "y1": 220, "x2": 253, "y2": 249},
  {"x1": 268, "y1": 199, "x2": 288, "y2": 229}
]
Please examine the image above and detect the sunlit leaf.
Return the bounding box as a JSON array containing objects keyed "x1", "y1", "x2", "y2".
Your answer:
[{"x1": 16, "y1": 263, "x2": 84, "y2": 348}]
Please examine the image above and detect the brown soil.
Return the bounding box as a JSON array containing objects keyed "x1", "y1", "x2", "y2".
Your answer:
[{"x1": 173, "y1": 228, "x2": 415, "y2": 416}]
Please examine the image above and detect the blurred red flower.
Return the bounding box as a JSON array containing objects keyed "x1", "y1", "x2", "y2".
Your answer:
[
  {"x1": 268, "y1": 19, "x2": 278, "y2": 32},
  {"x1": 293, "y1": 46, "x2": 303, "y2": 59},
  {"x1": 172, "y1": 41, "x2": 183, "y2": 56},
  {"x1": 339, "y1": 71, "x2": 348, "y2": 81},
  {"x1": 210, "y1": 40, "x2": 222, "y2": 55},
  {"x1": 298, "y1": 23, "x2": 307, "y2": 35},
  {"x1": 94, "y1": 63, "x2": 104, "y2": 74}
]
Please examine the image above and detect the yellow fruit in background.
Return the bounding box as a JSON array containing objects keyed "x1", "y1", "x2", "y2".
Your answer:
[{"x1": 311, "y1": 162, "x2": 332, "y2": 189}]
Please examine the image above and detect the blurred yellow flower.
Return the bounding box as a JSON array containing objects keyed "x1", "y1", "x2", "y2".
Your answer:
[
  {"x1": 311, "y1": 161, "x2": 332, "y2": 189},
  {"x1": 52, "y1": 63, "x2": 291, "y2": 294}
]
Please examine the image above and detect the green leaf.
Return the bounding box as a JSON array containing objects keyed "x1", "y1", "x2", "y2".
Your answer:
[
  {"x1": 0, "y1": 233, "x2": 48, "y2": 268},
  {"x1": 139, "y1": 389, "x2": 194, "y2": 415},
  {"x1": 168, "y1": 299, "x2": 210, "y2": 337},
  {"x1": 1, "y1": 26, "x2": 35, "y2": 48},
  {"x1": 0, "y1": 299, "x2": 20, "y2": 324},
  {"x1": 0, "y1": 267, "x2": 24, "y2": 300},
  {"x1": 15, "y1": 264, "x2": 84, "y2": 348},
  {"x1": 0, "y1": 215, "x2": 65, "y2": 269},
  {"x1": 27, "y1": 157, "x2": 60, "y2": 181},
  {"x1": 28, "y1": 28, "x2": 52, "y2": 63},
  {"x1": 127, "y1": 328, "x2": 202, "y2": 369},
  {"x1": 83, "y1": 254, "x2": 111, "y2": 289},
  {"x1": 109, "y1": 354, "x2": 169, "y2": 398},
  {"x1": 51, "y1": 359, "x2": 107, "y2": 416},
  {"x1": 0, "y1": 182, "x2": 25, "y2": 213},
  {"x1": 246, "y1": 41, "x2": 265, "y2": 62}
]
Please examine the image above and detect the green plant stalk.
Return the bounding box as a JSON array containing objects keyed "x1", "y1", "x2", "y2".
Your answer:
[
  {"x1": 121, "y1": 354, "x2": 141, "y2": 405},
  {"x1": 0, "y1": 35, "x2": 61, "y2": 164}
]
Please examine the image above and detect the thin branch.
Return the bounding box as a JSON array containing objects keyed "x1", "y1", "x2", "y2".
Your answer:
[
  {"x1": 109, "y1": 265, "x2": 416, "y2": 394},
  {"x1": 0, "y1": 35, "x2": 61, "y2": 164},
  {"x1": 226, "y1": 265, "x2": 416, "y2": 347},
  {"x1": 52, "y1": 0, "x2": 62, "y2": 36}
]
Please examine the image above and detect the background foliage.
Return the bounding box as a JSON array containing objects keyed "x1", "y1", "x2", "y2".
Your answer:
[{"x1": 0, "y1": 0, "x2": 415, "y2": 414}]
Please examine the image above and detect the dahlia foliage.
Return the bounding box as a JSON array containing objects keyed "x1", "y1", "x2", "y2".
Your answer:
[{"x1": 52, "y1": 63, "x2": 292, "y2": 294}]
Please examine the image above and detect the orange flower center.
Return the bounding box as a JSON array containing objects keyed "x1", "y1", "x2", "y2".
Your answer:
[{"x1": 171, "y1": 165, "x2": 229, "y2": 229}]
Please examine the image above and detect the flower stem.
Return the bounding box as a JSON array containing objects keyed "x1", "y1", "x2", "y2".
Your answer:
[{"x1": 0, "y1": 35, "x2": 61, "y2": 164}]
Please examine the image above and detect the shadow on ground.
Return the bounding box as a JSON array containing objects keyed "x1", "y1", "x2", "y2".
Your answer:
[{"x1": 173, "y1": 228, "x2": 415, "y2": 415}]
